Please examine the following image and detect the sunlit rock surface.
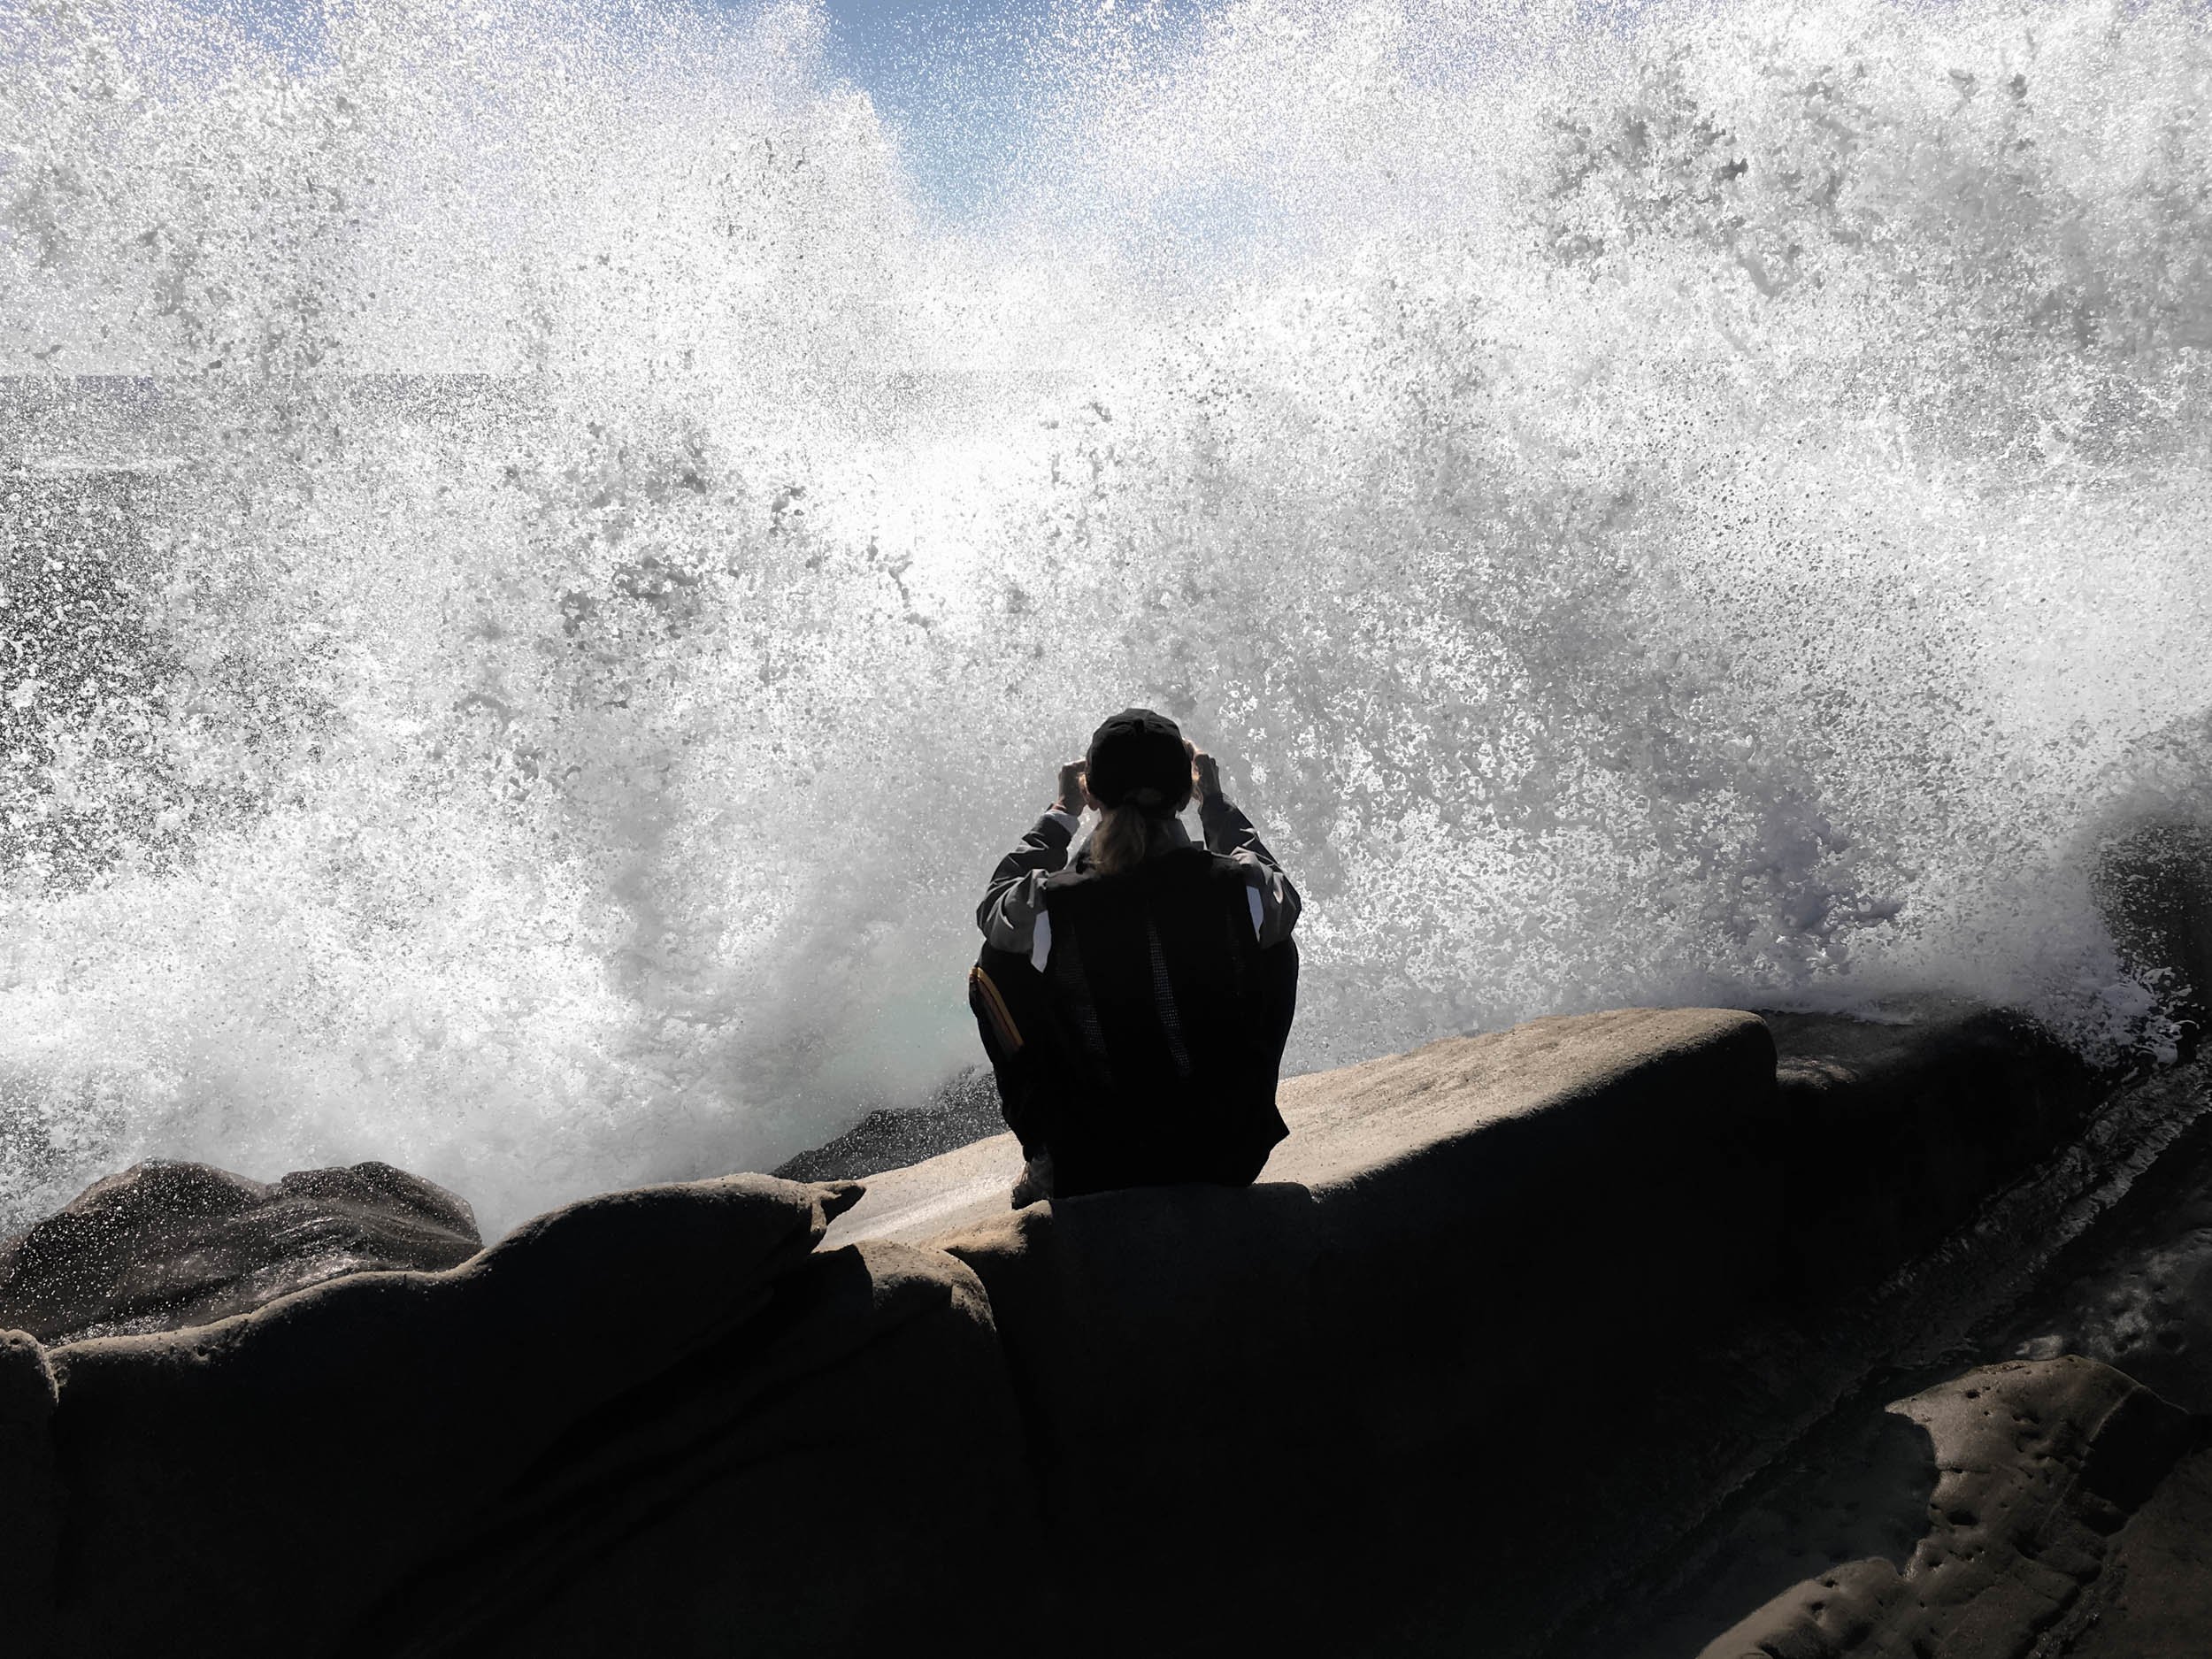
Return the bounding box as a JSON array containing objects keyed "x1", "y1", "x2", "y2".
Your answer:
[
  {"x1": 831, "y1": 997, "x2": 2107, "y2": 1302},
  {"x1": 1699, "y1": 1358, "x2": 2193, "y2": 1659},
  {"x1": 832, "y1": 1006, "x2": 1779, "y2": 1247}
]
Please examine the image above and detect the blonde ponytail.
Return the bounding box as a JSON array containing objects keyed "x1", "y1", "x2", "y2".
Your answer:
[{"x1": 1089, "y1": 804, "x2": 1173, "y2": 875}]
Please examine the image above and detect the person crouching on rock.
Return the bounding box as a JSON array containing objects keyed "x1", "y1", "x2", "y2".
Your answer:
[{"x1": 969, "y1": 708, "x2": 1302, "y2": 1207}]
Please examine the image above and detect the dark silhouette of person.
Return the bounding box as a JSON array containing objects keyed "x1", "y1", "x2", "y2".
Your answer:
[{"x1": 971, "y1": 709, "x2": 1301, "y2": 1204}]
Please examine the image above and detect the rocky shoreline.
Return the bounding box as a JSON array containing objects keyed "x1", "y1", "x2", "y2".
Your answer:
[{"x1": 4, "y1": 827, "x2": 2209, "y2": 1657}]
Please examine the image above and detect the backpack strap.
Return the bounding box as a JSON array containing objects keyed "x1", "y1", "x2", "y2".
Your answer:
[{"x1": 968, "y1": 964, "x2": 1024, "y2": 1055}]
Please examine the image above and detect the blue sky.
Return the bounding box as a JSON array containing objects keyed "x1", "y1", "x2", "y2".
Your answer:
[
  {"x1": 794, "y1": 0, "x2": 1225, "y2": 214},
  {"x1": 810, "y1": 0, "x2": 1056, "y2": 211},
  {"x1": 191, "y1": 0, "x2": 1223, "y2": 218}
]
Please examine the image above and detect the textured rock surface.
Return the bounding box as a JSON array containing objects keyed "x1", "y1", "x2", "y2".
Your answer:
[
  {"x1": 39, "y1": 1174, "x2": 872, "y2": 1656},
  {"x1": 0, "y1": 1157, "x2": 481, "y2": 1344},
  {"x1": 1698, "y1": 1357, "x2": 2194, "y2": 1659},
  {"x1": 1996, "y1": 1101, "x2": 2212, "y2": 1417},
  {"x1": 2066, "y1": 1438, "x2": 2212, "y2": 1659}
]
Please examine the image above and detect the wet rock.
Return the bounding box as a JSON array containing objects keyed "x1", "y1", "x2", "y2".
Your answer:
[
  {"x1": 1765, "y1": 998, "x2": 2108, "y2": 1298},
  {"x1": 42, "y1": 1173, "x2": 874, "y2": 1657},
  {"x1": 0, "y1": 1157, "x2": 482, "y2": 1345},
  {"x1": 2095, "y1": 814, "x2": 2212, "y2": 1052},
  {"x1": 1990, "y1": 1062, "x2": 2212, "y2": 1414},
  {"x1": 1698, "y1": 1356, "x2": 2194, "y2": 1659},
  {"x1": 772, "y1": 1066, "x2": 1005, "y2": 1183}
]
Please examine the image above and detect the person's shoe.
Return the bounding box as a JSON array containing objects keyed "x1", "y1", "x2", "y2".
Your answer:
[{"x1": 1010, "y1": 1152, "x2": 1055, "y2": 1210}]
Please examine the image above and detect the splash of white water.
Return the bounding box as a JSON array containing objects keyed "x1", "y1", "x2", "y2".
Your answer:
[{"x1": 3, "y1": 0, "x2": 2208, "y2": 1233}]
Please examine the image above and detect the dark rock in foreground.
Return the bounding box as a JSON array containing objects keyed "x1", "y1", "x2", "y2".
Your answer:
[
  {"x1": 850, "y1": 1009, "x2": 1785, "y2": 1653},
  {"x1": 0, "y1": 1158, "x2": 481, "y2": 1345},
  {"x1": 829, "y1": 1002, "x2": 2183, "y2": 1656},
  {"x1": 352, "y1": 1234, "x2": 1033, "y2": 1659},
  {"x1": 18, "y1": 1172, "x2": 1035, "y2": 1657},
  {"x1": 1764, "y1": 997, "x2": 2106, "y2": 1298},
  {"x1": 1993, "y1": 1102, "x2": 2212, "y2": 1417},
  {"x1": 0, "y1": 1329, "x2": 58, "y2": 1617},
  {"x1": 5, "y1": 984, "x2": 2212, "y2": 1655},
  {"x1": 2069, "y1": 1434, "x2": 2212, "y2": 1659}
]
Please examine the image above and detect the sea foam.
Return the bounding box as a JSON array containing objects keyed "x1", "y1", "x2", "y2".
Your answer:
[{"x1": 3, "y1": 0, "x2": 2208, "y2": 1233}]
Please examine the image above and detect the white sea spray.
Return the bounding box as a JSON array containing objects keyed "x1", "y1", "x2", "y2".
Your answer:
[{"x1": 2, "y1": 0, "x2": 2208, "y2": 1233}]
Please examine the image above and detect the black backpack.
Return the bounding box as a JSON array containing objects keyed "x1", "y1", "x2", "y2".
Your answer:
[{"x1": 1025, "y1": 847, "x2": 1290, "y2": 1197}]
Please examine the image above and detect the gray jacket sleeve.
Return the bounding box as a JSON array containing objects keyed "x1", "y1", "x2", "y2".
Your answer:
[
  {"x1": 1198, "y1": 795, "x2": 1302, "y2": 949},
  {"x1": 977, "y1": 810, "x2": 1078, "y2": 956}
]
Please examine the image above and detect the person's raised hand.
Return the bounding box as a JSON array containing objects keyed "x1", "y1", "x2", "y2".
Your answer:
[
  {"x1": 1056, "y1": 759, "x2": 1088, "y2": 816},
  {"x1": 1188, "y1": 741, "x2": 1223, "y2": 803}
]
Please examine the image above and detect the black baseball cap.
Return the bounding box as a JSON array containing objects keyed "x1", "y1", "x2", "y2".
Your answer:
[{"x1": 1085, "y1": 708, "x2": 1190, "y2": 812}]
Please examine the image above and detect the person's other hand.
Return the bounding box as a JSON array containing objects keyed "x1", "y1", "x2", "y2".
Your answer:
[
  {"x1": 1056, "y1": 760, "x2": 1087, "y2": 815},
  {"x1": 1188, "y1": 741, "x2": 1222, "y2": 803}
]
